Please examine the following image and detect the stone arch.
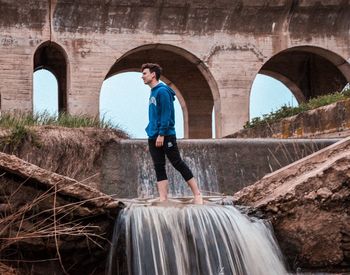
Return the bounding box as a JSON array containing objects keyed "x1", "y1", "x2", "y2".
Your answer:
[
  {"x1": 258, "y1": 46, "x2": 350, "y2": 102},
  {"x1": 104, "y1": 44, "x2": 219, "y2": 139},
  {"x1": 33, "y1": 41, "x2": 69, "y2": 113}
]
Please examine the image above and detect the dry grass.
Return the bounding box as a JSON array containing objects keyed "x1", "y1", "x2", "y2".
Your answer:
[
  {"x1": 0, "y1": 174, "x2": 111, "y2": 274},
  {"x1": 256, "y1": 122, "x2": 324, "y2": 172},
  {"x1": 0, "y1": 111, "x2": 124, "y2": 130},
  {"x1": 0, "y1": 125, "x2": 128, "y2": 190}
]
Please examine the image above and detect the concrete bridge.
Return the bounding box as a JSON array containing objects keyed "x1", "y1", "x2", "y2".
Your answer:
[{"x1": 0, "y1": 0, "x2": 349, "y2": 138}]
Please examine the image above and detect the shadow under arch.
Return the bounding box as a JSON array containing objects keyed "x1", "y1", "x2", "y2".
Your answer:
[
  {"x1": 105, "y1": 44, "x2": 219, "y2": 139},
  {"x1": 258, "y1": 45, "x2": 350, "y2": 102},
  {"x1": 33, "y1": 41, "x2": 69, "y2": 113}
]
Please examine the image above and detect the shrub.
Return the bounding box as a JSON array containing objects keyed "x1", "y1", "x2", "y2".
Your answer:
[{"x1": 244, "y1": 89, "x2": 350, "y2": 129}]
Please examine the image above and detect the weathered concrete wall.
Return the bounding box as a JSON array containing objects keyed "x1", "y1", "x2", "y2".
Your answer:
[
  {"x1": 228, "y1": 98, "x2": 350, "y2": 139},
  {"x1": 101, "y1": 138, "x2": 338, "y2": 198},
  {"x1": 0, "y1": 0, "x2": 349, "y2": 137}
]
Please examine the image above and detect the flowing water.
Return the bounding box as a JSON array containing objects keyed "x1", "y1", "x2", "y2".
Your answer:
[{"x1": 107, "y1": 203, "x2": 288, "y2": 275}]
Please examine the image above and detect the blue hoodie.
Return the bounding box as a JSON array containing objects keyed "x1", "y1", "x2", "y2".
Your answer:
[{"x1": 145, "y1": 82, "x2": 176, "y2": 139}]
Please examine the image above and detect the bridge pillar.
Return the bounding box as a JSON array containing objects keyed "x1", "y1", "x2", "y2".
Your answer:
[
  {"x1": 0, "y1": 52, "x2": 33, "y2": 113},
  {"x1": 208, "y1": 49, "x2": 262, "y2": 137}
]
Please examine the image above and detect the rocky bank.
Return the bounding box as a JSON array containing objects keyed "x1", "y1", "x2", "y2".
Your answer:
[
  {"x1": 0, "y1": 152, "x2": 123, "y2": 274},
  {"x1": 234, "y1": 136, "x2": 350, "y2": 272},
  {"x1": 0, "y1": 126, "x2": 128, "y2": 189}
]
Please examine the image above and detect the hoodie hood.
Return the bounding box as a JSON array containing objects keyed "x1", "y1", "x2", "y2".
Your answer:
[{"x1": 152, "y1": 82, "x2": 176, "y2": 101}]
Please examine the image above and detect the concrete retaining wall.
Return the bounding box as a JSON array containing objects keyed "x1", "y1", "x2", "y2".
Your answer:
[
  {"x1": 101, "y1": 138, "x2": 338, "y2": 198},
  {"x1": 229, "y1": 99, "x2": 350, "y2": 139}
]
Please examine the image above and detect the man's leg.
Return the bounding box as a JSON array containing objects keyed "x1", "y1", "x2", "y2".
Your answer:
[
  {"x1": 164, "y1": 136, "x2": 203, "y2": 204},
  {"x1": 157, "y1": 179, "x2": 169, "y2": 202},
  {"x1": 187, "y1": 177, "x2": 203, "y2": 204},
  {"x1": 148, "y1": 139, "x2": 168, "y2": 201}
]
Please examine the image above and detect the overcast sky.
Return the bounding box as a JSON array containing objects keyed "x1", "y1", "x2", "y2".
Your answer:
[{"x1": 33, "y1": 70, "x2": 297, "y2": 138}]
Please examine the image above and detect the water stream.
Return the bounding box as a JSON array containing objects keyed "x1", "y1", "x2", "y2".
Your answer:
[{"x1": 107, "y1": 203, "x2": 288, "y2": 275}]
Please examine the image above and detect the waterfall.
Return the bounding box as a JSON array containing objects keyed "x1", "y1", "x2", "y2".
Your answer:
[
  {"x1": 107, "y1": 203, "x2": 288, "y2": 275},
  {"x1": 137, "y1": 147, "x2": 220, "y2": 198}
]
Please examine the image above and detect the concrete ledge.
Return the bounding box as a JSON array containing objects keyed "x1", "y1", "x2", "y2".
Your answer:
[
  {"x1": 101, "y1": 138, "x2": 338, "y2": 198},
  {"x1": 228, "y1": 99, "x2": 350, "y2": 139}
]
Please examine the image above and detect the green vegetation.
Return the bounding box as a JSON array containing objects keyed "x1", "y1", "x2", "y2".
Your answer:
[
  {"x1": 6, "y1": 124, "x2": 30, "y2": 148},
  {"x1": 244, "y1": 88, "x2": 350, "y2": 129},
  {"x1": 0, "y1": 111, "x2": 120, "y2": 129}
]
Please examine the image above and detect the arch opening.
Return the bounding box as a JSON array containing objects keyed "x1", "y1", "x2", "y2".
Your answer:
[
  {"x1": 33, "y1": 69, "x2": 59, "y2": 116},
  {"x1": 99, "y1": 72, "x2": 184, "y2": 138},
  {"x1": 259, "y1": 46, "x2": 350, "y2": 102},
  {"x1": 250, "y1": 74, "x2": 298, "y2": 120},
  {"x1": 103, "y1": 44, "x2": 217, "y2": 139},
  {"x1": 33, "y1": 42, "x2": 68, "y2": 113}
]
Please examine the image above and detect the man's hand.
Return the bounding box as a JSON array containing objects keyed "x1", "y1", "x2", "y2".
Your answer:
[{"x1": 156, "y1": 135, "x2": 164, "y2": 147}]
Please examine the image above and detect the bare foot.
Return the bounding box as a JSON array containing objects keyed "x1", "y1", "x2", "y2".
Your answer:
[
  {"x1": 151, "y1": 197, "x2": 168, "y2": 206},
  {"x1": 193, "y1": 194, "x2": 203, "y2": 205}
]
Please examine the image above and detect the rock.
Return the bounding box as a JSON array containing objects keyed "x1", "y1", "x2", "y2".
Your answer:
[
  {"x1": 233, "y1": 136, "x2": 350, "y2": 272},
  {"x1": 0, "y1": 262, "x2": 17, "y2": 275},
  {"x1": 305, "y1": 191, "x2": 317, "y2": 200},
  {"x1": 342, "y1": 224, "x2": 350, "y2": 262},
  {"x1": 0, "y1": 152, "x2": 124, "y2": 274},
  {"x1": 0, "y1": 152, "x2": 119, "y2": 211},
  {"x1": 316, "y1": 187, "x2": 333, "y2": 199}
]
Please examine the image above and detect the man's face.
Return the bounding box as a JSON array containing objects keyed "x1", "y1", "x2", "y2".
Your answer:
[{"x1": 142, "y1": 68, "x2": 155, "y2": 85}]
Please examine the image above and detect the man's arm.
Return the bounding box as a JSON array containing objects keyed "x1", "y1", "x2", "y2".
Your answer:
[
  {"x1": 158, "y1": 90, "x2": 172, "y2": 135},
  {"x1": 156, "y1": 90, "x2": 172, "y2": 147}
]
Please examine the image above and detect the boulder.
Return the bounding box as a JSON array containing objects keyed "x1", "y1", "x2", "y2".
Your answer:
[
  {"x1": 233, "y1": 137, "x2": 350, "y2": 272},
  {"x1": 0, "y1": 152, "x2": 123, "y2": 274}
]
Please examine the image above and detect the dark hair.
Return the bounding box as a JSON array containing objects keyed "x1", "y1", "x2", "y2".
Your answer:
[{"x1": 141, "y1": 63, "x2": 162, "y2": 80}]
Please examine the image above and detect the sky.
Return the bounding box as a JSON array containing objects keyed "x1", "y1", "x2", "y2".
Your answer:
[{"x1": 33, "y1": 70, "x2": 297, "y2": 138}]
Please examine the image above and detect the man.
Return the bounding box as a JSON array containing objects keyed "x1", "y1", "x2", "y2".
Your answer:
[{"x1": 141, "y1": 63, "x2": 203, "y2": 204}]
